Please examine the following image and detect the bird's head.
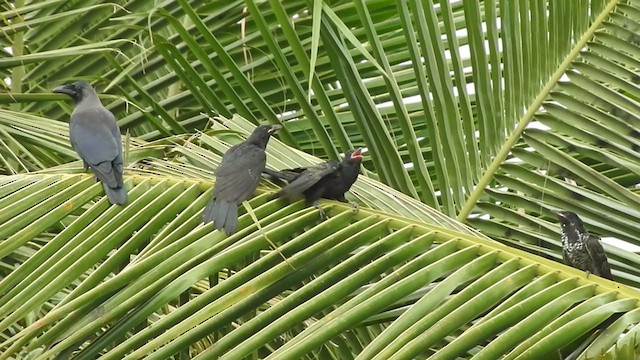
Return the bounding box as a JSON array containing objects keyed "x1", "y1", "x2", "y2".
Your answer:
[
  {"x1": 344, "y1": 148, "x2": 363, "y2": 164},
  {"x1": 53, "y1": 81, "x2": 95, "y2": 104},
  {"x1": 247, "y1": 124, "x2": 282, "y2": 148},
  {"x1": 552, "y1": 210, "x2": 585, "y2": 231}
]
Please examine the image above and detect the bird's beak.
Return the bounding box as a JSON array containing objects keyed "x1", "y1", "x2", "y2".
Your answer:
[
  {"x1": 351, "y1": 148, "x2": 363, "y2": 159},
  {"x1": 268, "y1": 125, "x2": 283, "y2": 134},
  {"x1": 551, "y1": 210, "x2": 564, "y2": 219},
  {"x1": 53, "y1": 84, "x2": 75, "y2": 97}
]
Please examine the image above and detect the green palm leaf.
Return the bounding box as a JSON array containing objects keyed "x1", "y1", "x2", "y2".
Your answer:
[{"x1": 1, "y1": 0, "x2": 640, "y2": 358}]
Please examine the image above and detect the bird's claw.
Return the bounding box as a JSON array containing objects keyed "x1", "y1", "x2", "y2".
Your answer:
[
  {"x1": 312, "y1": 201, "x2": 326, "y2": 219},
  {"x1": 349, "y1": 201, "x2": 359, "y2": 213}
]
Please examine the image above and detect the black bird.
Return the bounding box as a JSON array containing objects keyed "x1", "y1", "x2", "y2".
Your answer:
[
  {"x1": 553, "y1": 210, "x2": 612, "y2": 280},
  {"x1": 53, "y1": 81, "x2": 127, "y2": 205},
  {"x1": 265, "y1": 148, "x2": 363, "y2": 216},
  {"x1": 202, "y1": 124, "x2": 282, "y2": 235}
]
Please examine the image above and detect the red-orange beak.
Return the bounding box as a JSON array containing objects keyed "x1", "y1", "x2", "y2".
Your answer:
[{"x1": 350, "y1": 148, "x2": 363, "y2": 159}]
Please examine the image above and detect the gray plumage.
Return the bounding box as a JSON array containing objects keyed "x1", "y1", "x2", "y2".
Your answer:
[
  {"x1": 53, "y1": 81, "x2": 127, "y2": 205},
  {"x1": 202, "y1": 124, "x2": 281, "y2": 235}
]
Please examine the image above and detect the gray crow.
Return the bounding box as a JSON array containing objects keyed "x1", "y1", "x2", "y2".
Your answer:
[{"x1": 53, "y1": 81, "x2": 127, "y2": 205}]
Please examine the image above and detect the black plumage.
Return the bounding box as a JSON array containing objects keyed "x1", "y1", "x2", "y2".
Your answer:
[
  {"x1": 553, "y1": 210, "x2": 612, "y2": 280},
  {"x1": 201, "y1": 124, "x2": 281, "y2": 234},
  {"x1": 53, "y1": 81, "x2": 127, "y2": 205},
  {"x1": 265, "y1": 148, "x2": 363, "y2": 215}
]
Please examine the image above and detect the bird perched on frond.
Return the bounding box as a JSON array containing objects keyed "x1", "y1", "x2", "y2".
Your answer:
[
  {"x1": 53, "y1": 81, "x2": 127, "y2": 205},
  {"x1": 201, "y1": 124, "x2": 282, "y2": 235},
  {"x1": 264, "y1": 148, "x2": 363, "y2": 217},
  {"x1": 553, "y1": 210, "x2": 612, "y2": 280}
]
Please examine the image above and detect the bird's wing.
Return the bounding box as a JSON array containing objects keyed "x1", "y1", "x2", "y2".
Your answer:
[
  {"x1": 214, "y1": 144, "x2": 267, "y2": 204},
  {"x1": 70, "y1": 107, "x2": 123, "y2": 188},
  {"x1": 562, "y1": 249, "x2": 571, "y2": 266},
  {"x1": 281, "y1": 160, "x2": 340, "y2": 196},
  {"x1": 584, "y1": 233, "x2": 613, "y2": 280},
  {"x1": 70, "y1": 108, "x2": 120, "y2": 164}
]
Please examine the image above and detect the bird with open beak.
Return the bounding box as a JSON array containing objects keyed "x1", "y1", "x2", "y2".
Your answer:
[{"x1": 264, "y1": 148, "x2": 363, "y2": 217}]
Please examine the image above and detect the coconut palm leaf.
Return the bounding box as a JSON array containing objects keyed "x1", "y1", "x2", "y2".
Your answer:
[
  {"x1": 1, "y1": 0, "x2": 640, "y2": 358},
  {"x1": 0, "y1": 115, "x2": 638, "y2": 360}
]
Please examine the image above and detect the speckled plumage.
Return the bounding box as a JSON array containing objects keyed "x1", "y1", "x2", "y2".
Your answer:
[{"x1": 554, "y1": 210, "x2": 612, "y2": 280}]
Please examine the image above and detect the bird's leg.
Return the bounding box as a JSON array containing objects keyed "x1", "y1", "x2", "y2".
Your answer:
[
  {"x1": 338, "y1": 195, "x2": 359, "y2": 213},
  {"x1": 312, "y1": 200, "x2": 326, "y2": 219},
  {"x1": 82, "y1": 161, "x2": 99, "y2": 183}
]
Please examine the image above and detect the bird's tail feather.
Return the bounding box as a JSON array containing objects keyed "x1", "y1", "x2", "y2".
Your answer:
[
  {"x1": 263, "y1": 168, "x2": 282, "y2": 179},
  {"x1": 223, "y1": 203, "x2": 238, "y2": 235},
  {"x1": 213, "y1": 200, "x2": 229, "y2": 231},
  {"x1": 201, "y1": 198, "x2": 216, "y2": 224},
  {"x1": 263, "y1": 168, "x2": 300, "y2": 183},
  {"x1": 103, "y1": 184, "x2": 128, "y2": 205},
  {"x1": 93, "y1": 162, "x2": 120, "y2": 188},
  {"x1": 203, "y1": 198, "x2": 238, "y2": 235}
]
